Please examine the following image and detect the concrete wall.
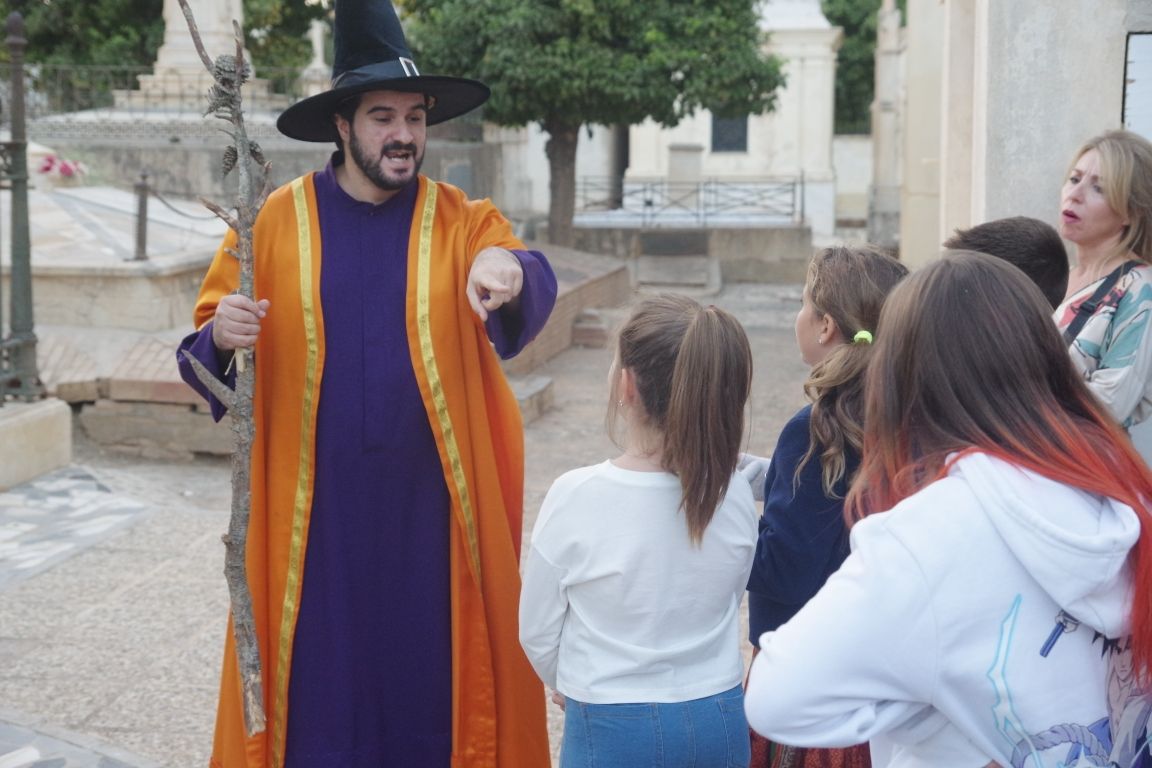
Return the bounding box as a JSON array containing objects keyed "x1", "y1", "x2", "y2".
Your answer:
[
  {"x1": 571, "y1": 224, "x2": 813, "y2": 283},
  {"x1": 2, "y1": 256, "x2": 211, "y2": 331},
  {"x1": 487, "y1": 123, "x2": 616, "y2": 224},
  {"x1": 977, "y1": 1, "x2": 1127, "y2": 228},
  {"x1": 833, "y1": 135, "x2": 872, "y2": 224},
  {"x1": 40, "y1": 127, "x2": 504, "y2": 204},
  {"x1": 0, "y1": 400, "x2": 72, "y2": 490},
  {"x1": 902, "y1": 0, "x2": 1135, "y2": 266}
]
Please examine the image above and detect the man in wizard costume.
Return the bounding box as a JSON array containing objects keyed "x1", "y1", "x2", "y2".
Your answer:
[{"x1": 175, "y1": 0, "x2": 556, "y2": 764}]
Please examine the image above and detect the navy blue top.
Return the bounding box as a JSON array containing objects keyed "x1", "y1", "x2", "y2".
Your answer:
[{"x1": 747, "y1": 404, "x2": 859, "y2": 646}]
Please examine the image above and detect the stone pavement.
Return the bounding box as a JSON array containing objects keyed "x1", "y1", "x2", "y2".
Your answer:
[{"x1": 0, "y1": 282, "x2": 809, "y2": 767}]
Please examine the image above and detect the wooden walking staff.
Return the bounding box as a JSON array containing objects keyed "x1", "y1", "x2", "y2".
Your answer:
[{"x1": 175, "y1": 0, "x2": 272, "y2": 737}]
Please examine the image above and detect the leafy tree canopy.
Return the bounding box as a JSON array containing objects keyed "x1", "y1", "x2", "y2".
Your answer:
[
  {"x1": 401, "y1": 0, "x2": 785, "y2": 246},
  {"x1": 19, "y1": 0, "x2": 165, "y2": 66},
  {"x1": 401, "y1": 0, "x2": 785, "y2": 130},
  {"x1": 821, "y1": 0, "x2": 905, "y2": 134},
  {"x1": 14, "y1": 0, "x2": 323, "y2": 69},
  {"x1": 245, "y1": 0, "x2": 327, "y2": 71}
]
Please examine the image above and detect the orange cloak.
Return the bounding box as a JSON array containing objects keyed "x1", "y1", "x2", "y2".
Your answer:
[{"x1": 193, "y1": 174, "x2": 550, "y2": 767}]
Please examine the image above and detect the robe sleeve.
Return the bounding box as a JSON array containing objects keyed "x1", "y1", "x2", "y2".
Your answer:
[
  {"x1": 485, "y1": 248, "x2": 558, "y2": 359},
  {"x1": 176, "y1": 321, "x2": 236, "y2": 423}
]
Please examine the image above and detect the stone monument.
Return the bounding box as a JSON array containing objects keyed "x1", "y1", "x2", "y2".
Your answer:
[
  {"x1": 298, "y1": 19, "x2": 330, "y2": 98},
  {"x1": 114, "y1": 0, "x2": 287, "y2": 112},
  {"x1": 623, "y1": 0, "x2": 842, "y2": 239}
]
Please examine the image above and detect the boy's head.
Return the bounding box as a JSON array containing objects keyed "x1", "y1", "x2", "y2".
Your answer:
[{"x1": 943, "y1": 216, "x2": 1069, "y2": 309}]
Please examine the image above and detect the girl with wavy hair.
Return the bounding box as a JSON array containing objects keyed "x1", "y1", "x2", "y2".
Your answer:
[
  {"x1": 746, "y1": 251, "x2": 1152, "y2": 767},
  {"x1": 520, "y1": 294, "x2": 758, "y2": 767},
  {"x1": 747, "y1": 245, "x2": 907, "y2": 768}
]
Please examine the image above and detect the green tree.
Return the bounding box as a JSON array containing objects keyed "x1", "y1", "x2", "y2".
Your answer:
[
  {"x1": 403, "y1": 0, "x2": 784, "y2": 246},
  {"x1": 17, "y1": 0, "x2": 322, "y2": 69},
  {"x1": 821, "y1": 0, "x2": 905, "y2": 134},
  {"x1": 244, "y1": 0, "x2": 328, "y2": 71},
  {"x1": 20, "y1": 0, "x2": 164, "y2": 66}
]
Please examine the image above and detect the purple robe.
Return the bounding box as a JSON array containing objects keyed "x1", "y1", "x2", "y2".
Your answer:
[{"x1": 177, "y1": 157, "x2": 556, "y2": 767}]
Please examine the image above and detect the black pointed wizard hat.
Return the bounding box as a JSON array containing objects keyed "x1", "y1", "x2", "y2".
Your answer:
[{"x1": 276, "y1": 0, "x2": 490, "y2": 142}]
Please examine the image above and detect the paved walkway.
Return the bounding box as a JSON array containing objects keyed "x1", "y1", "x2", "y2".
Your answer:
[{"x1": 0, "y1": 283, "x2": 808, "y2": 767}]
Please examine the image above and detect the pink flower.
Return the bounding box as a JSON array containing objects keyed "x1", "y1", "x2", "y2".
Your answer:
[{"x1": 36, "y1": 153, "x2": 86, "y2": 180}]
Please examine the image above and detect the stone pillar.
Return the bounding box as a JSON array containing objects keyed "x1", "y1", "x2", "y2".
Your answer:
[
  {"x1": 115, "y1": 0, "x2": 287, "y2": 112},
  {"x1": 761, "y1": 0, "x2": 842, "y2": 239},
  {"x1": 867, "y1": 0, "x2": 903, "y2": 248},
  {"x1": 152, "y1": 0, "x2": 245, "y2": 72},
  {"x1": 298, "y1": 19, "x2": 330, "y2": 98},
  {"x1": 897, "y1": 0, "x2": 945, "y2": 267},
  {"x1": 667, "y1": 143, "x2": 704, "y2": 214},
  {"x1": 938, "y1": 0, "x2": 977, "y2": 245}
]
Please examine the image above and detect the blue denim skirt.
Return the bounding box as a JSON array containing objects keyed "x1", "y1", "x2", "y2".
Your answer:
[{"x1": 560, "y1": 685, "x2": 751, "y2": 768}]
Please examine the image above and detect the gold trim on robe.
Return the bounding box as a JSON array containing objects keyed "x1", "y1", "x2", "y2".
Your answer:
[{"x1": 194, "y1": 173, "x2": 549, "y2": 767}]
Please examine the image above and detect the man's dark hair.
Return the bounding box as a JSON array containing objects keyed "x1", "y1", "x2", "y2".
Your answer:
[
  {"x1": 332, "y1": 95, "x2": 363, "y2": 151},
  {"x1": 943, "y1": 216, "x2": 1069, "y2": 309}
]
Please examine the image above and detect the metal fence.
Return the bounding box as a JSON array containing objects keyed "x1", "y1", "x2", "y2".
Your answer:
[
  {"x1": 0, "y1": 63, "x2": 303, "y2": 142},
  {"x1": 0, "y1": 62, "x2": 483, "y2": 143},
  {"x1": 575, "y1": 175, "x2": 803, "y2": 227}
]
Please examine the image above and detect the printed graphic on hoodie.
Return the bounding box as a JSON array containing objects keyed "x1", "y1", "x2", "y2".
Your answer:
[{"x1": 993, "y1": 603, "x2": 1151, "y2": 767}]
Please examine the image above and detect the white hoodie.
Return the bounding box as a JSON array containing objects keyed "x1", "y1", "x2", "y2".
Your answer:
[{"x1": 744, "y1": 452, "x2": 1149, "y2": 767}]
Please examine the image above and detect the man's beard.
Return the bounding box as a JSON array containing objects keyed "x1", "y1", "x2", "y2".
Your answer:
[{"x1": 348, "y1": 126, "x2": 423, "y2": 192}]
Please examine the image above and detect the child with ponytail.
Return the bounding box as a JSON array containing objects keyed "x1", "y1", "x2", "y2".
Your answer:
[
  {"x1": 746, "y1": 251, "x2": 1152, "y2": 767},
  {"x1": 746, "y1": 245, "x2": 908, "y2": 768},
  {"x1": 519, "y1": 293, "x2": 758, "y2": 767}
]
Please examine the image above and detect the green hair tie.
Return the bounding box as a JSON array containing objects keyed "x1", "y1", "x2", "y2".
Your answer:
[{"x1": 853, "y1": 330, "x2": 874, "y2": 345}]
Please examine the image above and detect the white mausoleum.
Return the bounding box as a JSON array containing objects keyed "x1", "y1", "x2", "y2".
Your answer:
[{"x1": 490, "y1": 0, "x2": 843, "y2": 239}]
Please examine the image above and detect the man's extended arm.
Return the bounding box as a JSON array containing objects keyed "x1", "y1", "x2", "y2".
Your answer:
[{"x1": 476, "y1": 247, "x2": 557, "y2": 359}]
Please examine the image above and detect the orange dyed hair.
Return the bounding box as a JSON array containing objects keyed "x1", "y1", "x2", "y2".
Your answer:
[{"x1": 847, "y1": 251, "x2": 1152, "y2": 681}]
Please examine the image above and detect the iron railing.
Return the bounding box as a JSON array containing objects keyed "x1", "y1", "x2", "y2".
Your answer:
[
  {"x1": 0, "y1": 63, "x2": 303, "y2": 142},
  {"x1": 0, "y1": 62, "x2": 484, "y2": 143},
  {"x1": 575, "y1": 175, "x2": 804, "y2": 227}
]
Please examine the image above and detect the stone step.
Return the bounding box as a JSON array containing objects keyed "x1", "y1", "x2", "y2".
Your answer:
[
  {"x1": 635, "y1": 254, "x2": 721, "y2": 294},
  {"x1": 0, "y1": 400, "x2": 72, "y2": 490}
]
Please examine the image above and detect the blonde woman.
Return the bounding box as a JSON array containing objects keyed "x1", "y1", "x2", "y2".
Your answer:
[{"x1": 1055, "y1": 130, "x2": 1152, "y2": 451}]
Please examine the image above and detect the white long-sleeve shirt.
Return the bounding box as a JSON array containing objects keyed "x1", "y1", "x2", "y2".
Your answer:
[{"x1": 519, "y1": 460, "x2": 757, "y2": 704}]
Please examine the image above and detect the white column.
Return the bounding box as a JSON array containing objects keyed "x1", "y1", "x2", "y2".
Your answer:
[
  {"x1": 299, "y1": 19, "x2": 330, "y2": 97},
  {"x1": 938, "y1": 0, "x2": 977, "y2": 242},
  {"x1": 868, "y1": 0, "x2": 903, "y2": 248},
  {"x1": 154, "y1": 0, "x2": 245, "y2": 72},
  {"x1": 898, "y1": 0, "x2": 945, "y2": 267},
  {"x1": 116, "y1": 0, "x2": 286, "y2": 111},
  {"x1": 761, "y1": 0, "x2": 842, "y2": 238}
]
